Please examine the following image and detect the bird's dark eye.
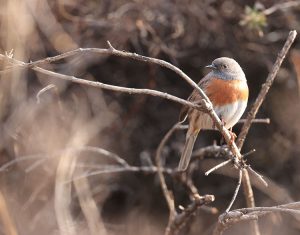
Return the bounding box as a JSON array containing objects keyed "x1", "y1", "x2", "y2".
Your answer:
[{"x1": 222, "y1": 64, "x2": 228, "y2": 69}]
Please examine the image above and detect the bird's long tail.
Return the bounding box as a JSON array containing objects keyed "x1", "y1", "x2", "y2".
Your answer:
[{"x1": 178, "y1": 130, "x2": 199, "y2": 171}]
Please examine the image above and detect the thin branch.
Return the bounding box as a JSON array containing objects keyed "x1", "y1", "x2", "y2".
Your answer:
[
  {"x1": 36, "y1": 84, "x2": 57, "y2": 103},
  {"x1": 247, "y1": 166, "x2": 268, "y2": 187},
  {"x1": 263, "y1": 1, "x2": 300, "y2": 15},
  {"x1": 237, "y1": 30, "x2": 297, "y2": 149},
  {"x1": 168, "y1": 194, "x2": 215, "y2": 235},
  {"x1": 242, "y1": 169, "x2": 261, "y2": 235},
  {"x1": 0, "y1": 55, "x2": 203, "y2": 113},
  {"x1": 177, "y1": 118, "x2": 270, "y2": 130},
  {"x1": 0, "y1": 146, "x2": 130, "y2": 173},
  {"x1": 0, "y1": 41, "x2": 246, "y2": 168},
  {"x1": 235, "y1": 207, "x2": 300, "y2": 216},
  {"x1": 69, "y1": 165, "x2": 176, "y2": 183},
  {"x1": 205, "y1": 159, "x2": 232, "y2": 176},
  {"x1": 214, "y1": 201, "x2": 300, "y2": 235},
  {"x1": 192, "y1": 145, "x2": 232, "y2": 159},
  {"x1": 155, "y1": 123, "x2": 180, "y2": 235},
  {"x1": 213, "y1": 213, "x2": 258, "y2": 235},
  {"x1": 232, "y1": 30, "x2": 297, "y2": 235},
  {"x1": 0, "y1": 155, "x2": 45, "y2": 172},
  {"x1": 242, "y1": 149, "x2": 256, "y2": 158},
  {"x1": 226, "y1": 170, "x2": 243, "y2": 212},
  {"x1": 237, "y1": 118, "x2": 270, "y2": 124},
  {"x1": 191, "y1": 145, "x2": 291, "y2": 204}
]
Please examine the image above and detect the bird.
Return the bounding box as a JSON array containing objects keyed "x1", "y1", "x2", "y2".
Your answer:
[{"x1": 178, "y1": 57, "x2": 249, "y2": 171}]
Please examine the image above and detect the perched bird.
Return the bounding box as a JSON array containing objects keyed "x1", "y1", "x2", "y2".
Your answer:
[{"x1": 178, "y1": 57, "x2": 248, "y2": 171}]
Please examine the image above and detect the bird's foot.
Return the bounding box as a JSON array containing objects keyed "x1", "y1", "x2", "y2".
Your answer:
[{"x1": 228, "y1": 128, "x2": 237, "y2": 146}]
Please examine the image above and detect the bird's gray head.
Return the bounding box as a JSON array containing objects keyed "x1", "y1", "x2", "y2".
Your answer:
[{"x1": 206, "y1": 57, "x2": 246, "y2": 81}]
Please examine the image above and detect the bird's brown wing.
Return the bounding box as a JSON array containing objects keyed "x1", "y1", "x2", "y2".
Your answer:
[{"x1": 179, "y1": 75, "x2": 211, "y2": 122}]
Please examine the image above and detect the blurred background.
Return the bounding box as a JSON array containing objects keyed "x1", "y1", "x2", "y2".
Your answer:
[{"x1": 0, "y1": 0, "x2": 300, "y2": 234}]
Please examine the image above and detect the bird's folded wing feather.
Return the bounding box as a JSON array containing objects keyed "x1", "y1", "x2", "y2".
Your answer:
[{"x1": 179, "y1": 74, "x2": 212, "y2": 122}]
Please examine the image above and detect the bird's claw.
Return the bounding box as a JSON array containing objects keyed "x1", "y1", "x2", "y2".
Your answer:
[{"x1": 228, "y1": 130, "x2": 237, "y2": 146}]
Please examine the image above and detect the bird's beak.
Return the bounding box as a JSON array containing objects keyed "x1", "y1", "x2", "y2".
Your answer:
[{"x1": 205, "y1": 64, "x2": 217, "y2": 69}]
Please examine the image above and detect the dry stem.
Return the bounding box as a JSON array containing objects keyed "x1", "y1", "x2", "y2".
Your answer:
[
  {"x1": 213, "y1": 201, "x2": 300, "y2": 235},
  {"x1": 237, "y1": 30, "x2": 297, "y2": 149},
  {"x1": 168, "y1": 194, "x2": 215, "y2": 235},
  {"x1": 155, "y1": 123, "x2": 180, "y2": 235}
]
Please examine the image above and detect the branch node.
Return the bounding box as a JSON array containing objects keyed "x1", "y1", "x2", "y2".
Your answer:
[{"x1": 107, "y1": 41, "x2": 115, "y2": 51}]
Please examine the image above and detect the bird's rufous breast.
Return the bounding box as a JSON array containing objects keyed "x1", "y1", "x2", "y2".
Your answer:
[{"x1": 205, "y1": 78, "x2": 248, "y2": 106}]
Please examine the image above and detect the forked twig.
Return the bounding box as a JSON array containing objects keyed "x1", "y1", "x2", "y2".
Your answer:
[{"x1": 168, "y1": 194, "x2": 215, "y2": 235}]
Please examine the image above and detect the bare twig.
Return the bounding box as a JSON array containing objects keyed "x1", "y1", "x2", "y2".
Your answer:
[
  {"x1": 235, "y1": 206, "x2": 300, "y2": 216},
  {"x1": 192, "y1": 145, "x2": 232, "y2": 159},
  {"x1": 168, "y1": 194, "x2": 215, "y2": 235},
  {"x1": 155, "y1": 123, "x2": 180, "y2": 235},
  {"x1": 0, "y1": 56, "x2": 202, "y2": 113},
  {"x1": 176, "y1": 168, "x2": 218, "y2": 215},
  {"x1": 238, "y1": 118, "x2": 270, "y2": 124},
  {"x1": 226, "y1": 170, "x2": 243, "y2": 212},
  {"x1": 204, "y1": 159, "x2": 232, "y2": 176},
  {"x1": 242, "y1": 169, "x2": 261, "y2": 235},
  {"x1": 36, "y1": 84, "x2": 57, "y2": 103},
  {"x1": 70, "y1": 165, "x2": 176, "y2": 183},
  {"x1": 175, "y1": 118, "x2": 270, "y2": 127},
  {"x1": 242, "y1": 149, "x2": 256, "y2": 158},
  {"x1": 191, "y1": 145, "x2": 291, "y2": 203},
  {"x1": 0, "y1": 41, "x2": 247, "y2": 170},
  {"x1": 214, "y1": 201, "x2": 300, "y2": 235},
  {"x1": 263, "y1": 1, "x2": 300, "y2": 15},
  {"x1": 231, "y1": 30, "x2": 297, "y2": 235},
  {"x1": 247, "y1": 166, "x2": 268, "y2": 187},
  {"x1": 213, "y1": 213, "x2": 258, "y2": 235},
  {"x1": 0, "y1": 146, "x2": 130, "y2": 173},
  {"x1": 237, "y1": 30, "x2": 297, "y2": 149},
  {"x1": 175, "y1": 173, "x2": 199, "y2": 199},
  {"x1": 0, "y1": 155, "x2": 45, "y2": 172}
]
